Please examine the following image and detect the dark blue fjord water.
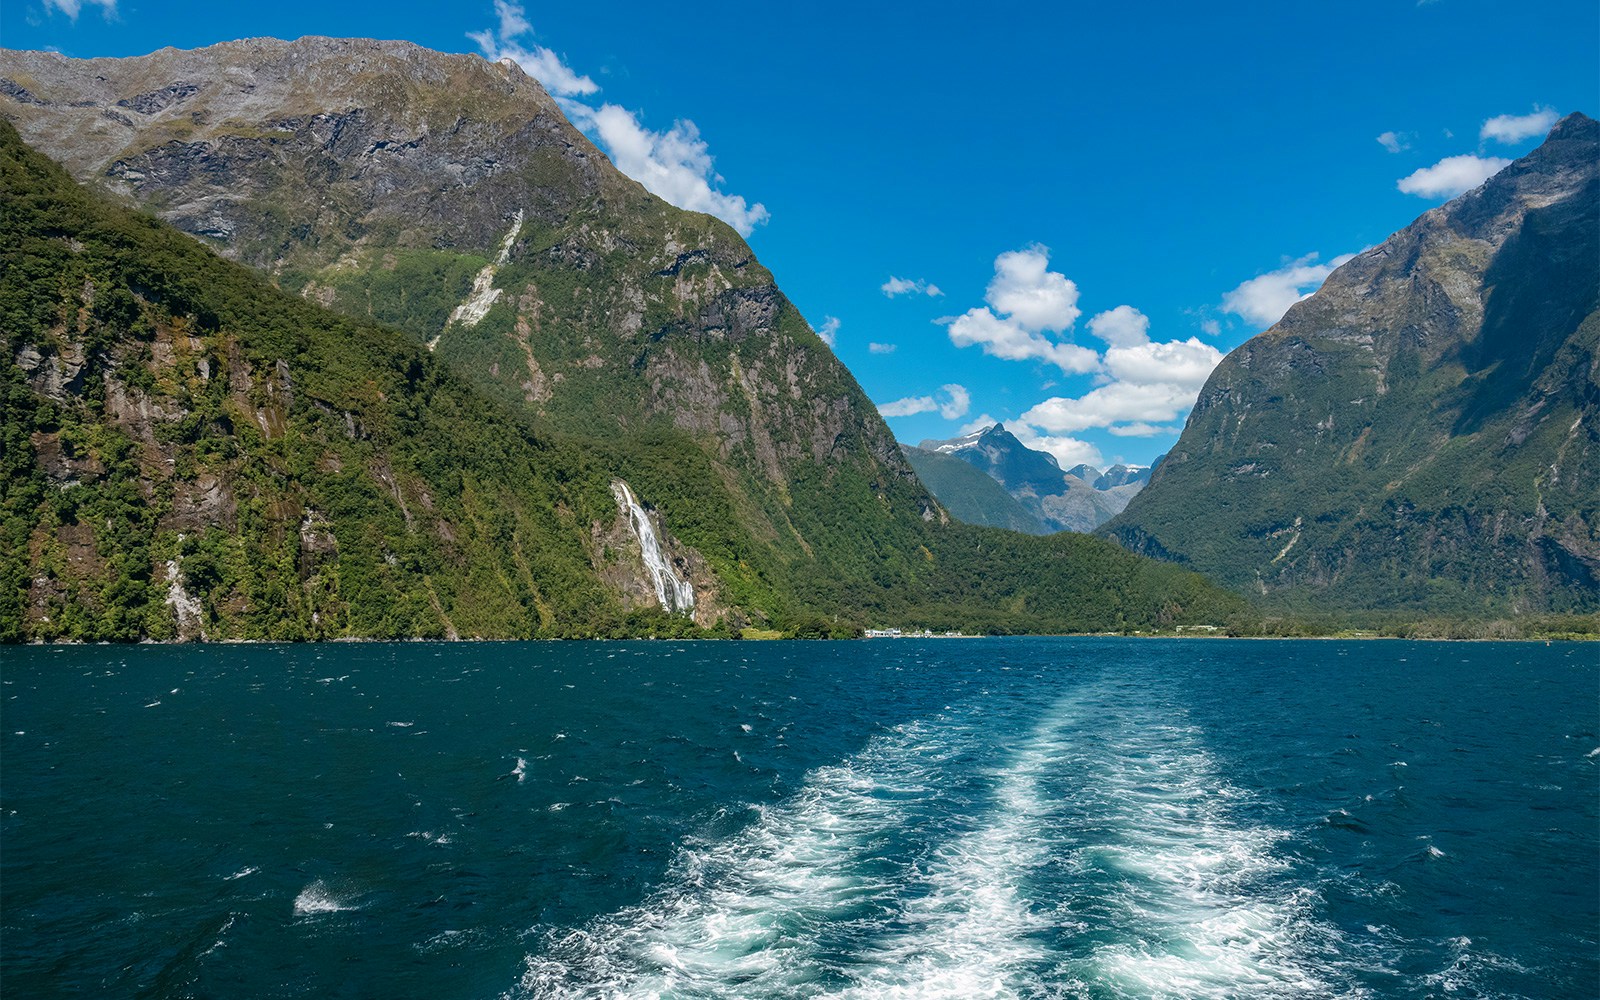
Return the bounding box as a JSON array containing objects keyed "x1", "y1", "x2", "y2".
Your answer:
[{"x1": 2, "y1": 639, "x2": 1595, "y2": 999}]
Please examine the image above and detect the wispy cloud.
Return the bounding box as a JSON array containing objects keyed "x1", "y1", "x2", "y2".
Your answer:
[
  {"x1": 1481, "y1": 107, "x2": 1558, "y2": 144},
  {"x1": 1376, "y1": 130, "x2": 1411, "y2": 153},
  {"x1": 1396, "y1": 153, "x2": 1511, "y2": 199},
  {"x1": 877, "y1": 384, "x2": 970, "y2": 420},
  {"x1": 881, "y1": 276, "x2": 943, "y2": 298},
  {"x1": 1220, "y1": 252, "x2": 1355, "y2": 327},
  {"x1": 813, "y1": 316, "x2": 840, "y2": 348},
  {"x1": 468, "y1": 1, "x2": 596, "y2": 96},
  {"x1": 471, "y1": 3, "x2": 768, "y2": 236},
  {"x1": 43, "y1": 0, "x2": 116, "y2": 19},
  {"x1": 868, "y1": 342, "x2": 897, "y2": 354}
]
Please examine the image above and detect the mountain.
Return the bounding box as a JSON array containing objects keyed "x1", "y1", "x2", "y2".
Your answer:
[
  {"x1": 917, "y1": 424, "x2": 1146, "y2": 532},
  {"x1": 1103, "y1": 113, "x2": 1599, "y2": 614},
  {"x1": 900, "y1": 446, "x2": 1048, "y2": 533},
  {"x1": 1095, "y1": 465, "x2": 1152, "y2": 490},
  {"x1": 0, "y1": 103, "x2": 1244, "y2": 637},
  {"x1": 0, "y1": 40, "x2": 923, "y2": 517},
  {"x1": 0, "y1": 38, "x2": 944, "y2": 625}
]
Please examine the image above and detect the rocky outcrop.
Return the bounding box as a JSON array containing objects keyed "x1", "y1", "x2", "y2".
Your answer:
[{"x1": 1104, "y1": 113, "x2": 1599, "y2": 613}]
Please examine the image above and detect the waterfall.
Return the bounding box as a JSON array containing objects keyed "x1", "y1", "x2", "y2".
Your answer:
[{"x1": 610, "y1": 480, "x2": 696, "y2": 615}]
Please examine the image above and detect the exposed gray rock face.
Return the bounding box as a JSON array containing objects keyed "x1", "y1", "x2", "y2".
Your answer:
[
  {"x1": 1095, "y1": 464, "x2": 1152, "y2": 490},
  {"x1": 1104, "y1": 113, "x2": 1599, "y2": 613},
  {"x1": 2, "y1": 37, "x2": 929, "y2": 559},
  {"x1": 916, "y1": 423, "x2": 1147, "y2": 532},
  {"x1": 3, "y1": 39, "x2": 580, "y2": 265}
]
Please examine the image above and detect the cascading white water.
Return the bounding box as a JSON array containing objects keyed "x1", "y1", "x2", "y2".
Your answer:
[{"x1": 610, "y1": 480, "x2": 695, "y2": 615}]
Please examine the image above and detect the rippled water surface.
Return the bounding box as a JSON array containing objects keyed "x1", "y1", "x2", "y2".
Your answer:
[{"x1": 3, "y1": 639, "x2": 1595, "y2": 998}]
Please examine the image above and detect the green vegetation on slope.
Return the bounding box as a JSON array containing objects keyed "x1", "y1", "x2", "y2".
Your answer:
[
  {"x1": 902, "y1": 445, "x2": 1049, "y2": 534},
  {"x1": 1, "y1": 122, "x2": 1250, "y2": 641},
  {"x1": 1104, "y1": 116, "x2": 1599, "y2": 616}
]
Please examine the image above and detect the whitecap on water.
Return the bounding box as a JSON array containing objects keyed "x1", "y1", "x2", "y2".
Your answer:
[{"x1": 293, "y1": 879, "x2": 360, "y2": 916}]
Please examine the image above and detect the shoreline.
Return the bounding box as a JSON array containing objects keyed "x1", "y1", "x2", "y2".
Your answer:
[{"x1": 12, "y1": 631, "x2": 1595, "y2": 647}]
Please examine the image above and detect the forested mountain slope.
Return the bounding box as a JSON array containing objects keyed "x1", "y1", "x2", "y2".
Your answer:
[
  {"x1": 1104, "y1": 113, "x2": 1599, "y2": 614},
  {"x1": 0, "y1": 38, "x2": 932, "y2": 595},
  {"x1": 1, "y1": 122, "x2": 1244, "y2": 639}
]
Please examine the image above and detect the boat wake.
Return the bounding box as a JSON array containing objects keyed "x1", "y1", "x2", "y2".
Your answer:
[{"x1": 510, "y1": 675, "x2": 1369, "y2": 998}]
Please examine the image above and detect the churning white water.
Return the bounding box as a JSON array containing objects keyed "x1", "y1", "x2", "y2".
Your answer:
[{"x1": 511, "y1": 679, "x2": 1361, "y2": 999}]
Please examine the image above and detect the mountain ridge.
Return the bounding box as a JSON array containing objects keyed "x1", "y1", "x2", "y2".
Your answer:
[
  {"x1": 1103, "y1": 113, "x2": 1599, "y2": 613},
  {"x1": 916, "y1": 423, "x2": 1147, "y2": 533}
]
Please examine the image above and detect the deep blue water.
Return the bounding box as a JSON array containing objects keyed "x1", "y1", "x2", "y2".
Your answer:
[{"x1": 1, "y1": 639, "x2": 1595, "y2": 998}]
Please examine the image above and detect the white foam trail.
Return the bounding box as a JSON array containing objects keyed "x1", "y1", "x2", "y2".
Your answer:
[
  {"x1": 1063, "y1": 718, "x2": 1349, "y2": 998},
  {"x1": 515, "y1": 718, "x2": 966, "y2": 998},
  {"x1": 826, "y1": 713, "x2": 1082, "y2": 999},
  {"x1": 510, "y1": 679, "x2": 1353, "y2": 999}
]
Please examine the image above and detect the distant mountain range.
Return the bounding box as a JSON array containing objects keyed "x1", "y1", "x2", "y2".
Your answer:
[
  {"x1": 910, "y1": 424, "x2": 1152, "y2": 533},
  {"x1": 0, "y1": 40, "x2": 1241, "y2": 639},
  {"x1": 1104, "y1": 113, "x2": 1598, "y2": 615}
]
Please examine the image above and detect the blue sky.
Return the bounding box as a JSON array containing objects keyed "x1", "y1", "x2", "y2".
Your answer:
[{"x1": 5, "y1": 0, "x2": 1596, "y2": 469}]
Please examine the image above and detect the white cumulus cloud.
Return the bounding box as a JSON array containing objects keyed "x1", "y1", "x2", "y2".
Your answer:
[
  {"x1": 945, "y1": 306, "x2": 1099, "y2": 373},
  {"x1": 1396, "y1": 154, "x2": 1511, "y2": 199},
  {"x1": 1107, "y1": 422, "x2": 1178, "y2": 437},
  {"x1": 564, "y1": 104, "x2": 770, "y2": 236},
  {"x1": 881, "y1": 276, "x2": 943, "y2": 298},
  {"x1": 1220, "y1": 252, "x2": 1356, "y2": 328},
  {"x1": 813, "y1": 316, "x2": 840, "y2": 348},
  {"x1": 471, "y1": 3, "x2": 767, "y2": 236},
  {"x1": 985, "y1": 247, "x2": 1081, "y2": 331},
  {"x1": 941, "y1": 246, "x2": 1099, "y2": 374},
  {"x1": 1087, "y1": 305, "x2": 1151, "y2": 348},
  {"x1": 1102, "y1": 338, "x2": 1223, "y2": 390},
  {"x1": 1480, "y1": 107, "x2": 1558, "y2": 145},
  {"x1": 1007, "y1": 425, "x2": 1105, "y2": 470},
  {"x1": 1023, "y1": 382, "x2": 1200, "y2": 434},
  {"x1": 878, "y1": 395, "x2": 937, "y2": 417},
  {"x1": 938, "y1": 384, "x2": 971, "y2": 419},
  {"x1": 868, "y1": 342, "x2": 897, "y2": 354}
]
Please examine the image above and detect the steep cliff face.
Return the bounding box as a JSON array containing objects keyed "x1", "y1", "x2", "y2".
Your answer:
[
  {"x1": 1104, "y1": 114, "x2": 1599, "y2": 613},
  {"x1": 0, "y1": 39, "x2": 951, "y2": 630},
  {"x1": 0, "y1": 39, "x2": 927, "y2": 556}
]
